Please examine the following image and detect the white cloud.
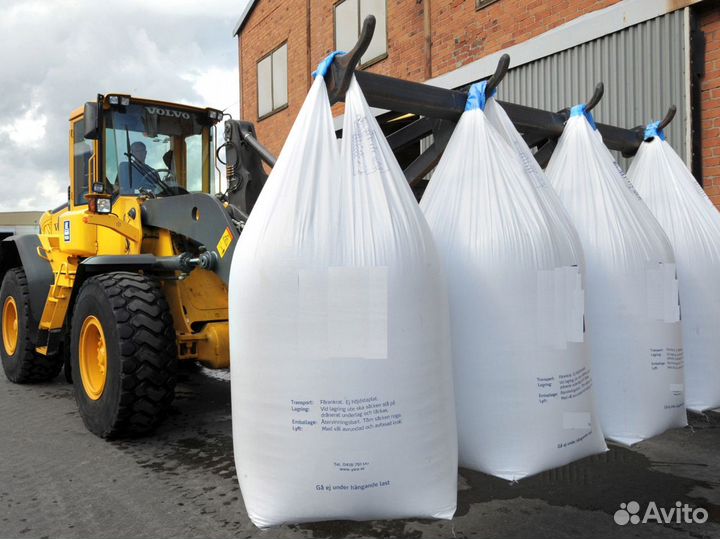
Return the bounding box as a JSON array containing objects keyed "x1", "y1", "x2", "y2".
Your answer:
[
  {"x1": 0, "y1": 0, "x2": 241, "y2": 211},
  {"x1": 187, "y1": 66, "x2": 241, "y2": 119},
  {"x1": 0, "y1": 105, "x2": 47, "y2": 148},
  {"x1": 123, "y1": 0, "x2": 244, "y2": 18}
]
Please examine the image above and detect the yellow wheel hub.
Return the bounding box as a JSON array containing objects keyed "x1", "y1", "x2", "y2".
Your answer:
[
  {"x1": 79, "y1": 316, "x2": 108, "y2": 400},
  {"x1": 2, "y1": 297, "x2": 19, "y2": 356}
]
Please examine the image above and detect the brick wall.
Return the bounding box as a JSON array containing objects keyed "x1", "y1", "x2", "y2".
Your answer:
[
  {"x1": 430, "y1": 0, "x2": 618, "y2": 77},
  {"x1": 309, "y1": 1, "x2": 426, "y2": 81},
  {"x1": 699, "y1": 4, "x2": 720, "y2": 206},
  {"x1": 240, "y1": 0, "x2": 621, "y2": 155},
  {"x1": 239, "y1": 0, "x2": 310, "y2": 161},
  {"x1": 310, "y1": 0, "x2": 427, "y2": 119},
  {"x1": 239, "y1": 0, "x2": 717, "y2": 193}
]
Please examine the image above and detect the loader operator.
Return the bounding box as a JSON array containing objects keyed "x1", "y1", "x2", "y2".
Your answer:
[{"x1": 117, "y1": 141, "x2": 163, "y2": 194}]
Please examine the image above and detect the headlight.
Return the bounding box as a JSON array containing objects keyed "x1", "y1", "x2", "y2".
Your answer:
[
  {"x1": 96, "y1": 198, "x2": 112, "y2": 214},
  {"x1": 108, "y1": 95, "x2": 130, "y2": 106}
]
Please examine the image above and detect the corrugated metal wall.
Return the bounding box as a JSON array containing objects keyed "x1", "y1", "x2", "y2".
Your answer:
[{"x1": 497, "y1": 9, "x2": 688, "y2": 168}]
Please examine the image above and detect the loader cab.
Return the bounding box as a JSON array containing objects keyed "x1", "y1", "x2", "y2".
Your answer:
[{"x1": 70, "y1": 94, "x2": 222, "y2": 209}]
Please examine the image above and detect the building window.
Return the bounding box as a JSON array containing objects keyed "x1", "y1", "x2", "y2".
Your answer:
[
  {"x1": 475, "y1": 0, "x2": 500, "y2": 9},
  {"x1": 257, "y1": 43, "x2": 288, "y2": 119},
  {"x1": 334, "y1": 0, "x2": 387, "y2": 68}
]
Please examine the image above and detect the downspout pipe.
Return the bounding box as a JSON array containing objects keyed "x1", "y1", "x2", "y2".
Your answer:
[{"x1": 424, "y1": 0, "x2": 432, "y2": 80}]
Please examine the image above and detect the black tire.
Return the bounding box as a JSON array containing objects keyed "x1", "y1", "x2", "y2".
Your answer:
[
  {"x1": 0, "y1": 267, "x2": 63, "y2": 383},
  {"x1": 71, "y1": 272, "x2": 177, "y2": 438}
]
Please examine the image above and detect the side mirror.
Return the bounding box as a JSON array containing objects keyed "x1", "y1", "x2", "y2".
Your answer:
[{"x1": 83, "y1": 96, "x2": 102, "y2": 139}]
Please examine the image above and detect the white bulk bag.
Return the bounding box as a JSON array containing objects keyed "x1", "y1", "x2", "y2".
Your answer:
[
  {"x1": 545, "y1": 106, "x2": 687, "y2": 445},
  {"x1": 229, "y1": 63, "x2": 457, "y2": 527},
  {"x1": 421, "y1": 83, "x2": 606, "y2": 481},
  {"x1": 628, "y1": 124, "x2": 720, "y2": 412}
]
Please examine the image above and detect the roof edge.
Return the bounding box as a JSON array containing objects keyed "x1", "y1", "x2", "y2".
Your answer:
[{"x1": 233, "y1": 0, "x2": 258, "y2": 36}]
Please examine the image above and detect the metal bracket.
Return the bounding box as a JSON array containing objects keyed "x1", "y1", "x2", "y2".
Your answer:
[
  {"x1": 485, "y1": 54, "x2": 510, "y2": 97},
  {"x1": 557, "y1": 82, "x2": 604, "y2": 122},
  {"x1": 326, "y1": 15, "x2": 376, "y2": 105},
  {"x1": 584, "y1": 82, "x2": 604, "y2": 113},
  {"x1": 658, "y1": 104, "x2": 677, "y2": 131}
]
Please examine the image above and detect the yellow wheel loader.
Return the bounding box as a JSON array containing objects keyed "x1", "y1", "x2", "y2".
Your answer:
[{"x1": 0, "y1": 93, "x2": 268, "y2": 438}]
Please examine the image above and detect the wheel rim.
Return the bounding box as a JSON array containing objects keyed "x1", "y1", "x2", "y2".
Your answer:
[
  {"x1": 2, "y1": 297, "x2": 19, "y2": 356},
  {"x1": 79, "y1": 316, "x2": 107, "y2": 400}
]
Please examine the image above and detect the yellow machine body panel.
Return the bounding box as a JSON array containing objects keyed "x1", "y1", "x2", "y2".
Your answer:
[{"x1": 58, "y1": 210, "x2": 97, "y2": 255}]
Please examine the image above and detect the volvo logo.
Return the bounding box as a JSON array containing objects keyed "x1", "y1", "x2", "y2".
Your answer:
[{"x1": 146, "y1": 106, "x2": 191, "y2": 119}]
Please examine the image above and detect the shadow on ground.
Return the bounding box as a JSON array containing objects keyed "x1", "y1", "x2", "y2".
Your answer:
[{"x1": 114, "y1": 367, "x2": 720, "y2": 539}]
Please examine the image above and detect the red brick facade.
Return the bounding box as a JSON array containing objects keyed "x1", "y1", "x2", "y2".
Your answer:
[
  {"x1": 238, "y1": 0, "x2": 719, "y2": 198},
  {"x1": 429, "y1": 0, "x2": 618, "y2": 76},
  {"x1": 699, "y1": 3, "x2": 720, "y2": 206},
  {"x1": 239, "y1": 1, "x2": 311, "y2": 162}
]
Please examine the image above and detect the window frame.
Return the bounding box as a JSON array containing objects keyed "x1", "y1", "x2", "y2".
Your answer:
[
  {"x1": 71, "y1": 118, "x2": 92, "y2": 207},
  {"x1": 256, "y1": 41, "x2": 289, "y2": 121},
  {"x1": 333, "y1": 0, "x2": 388, "y2": 70},
  {"x1": 475, "y1": 0, "x2": 500, "y2": 10}
]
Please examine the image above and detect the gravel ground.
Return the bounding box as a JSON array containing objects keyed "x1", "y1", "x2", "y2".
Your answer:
[{"x1": 1, "y1": 366, "x2": 718, "y2": 539}]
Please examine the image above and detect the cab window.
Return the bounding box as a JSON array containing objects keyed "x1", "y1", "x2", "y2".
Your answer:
[
  {"x1": 104, "y1": 104, "x2": 214, "y2": 197},
  {"x1": 185, "y1": 134, "x2": 203, "y2": 192},
  {"x1": 72, "y1": 119, "x2": 93, "y2": 206}
]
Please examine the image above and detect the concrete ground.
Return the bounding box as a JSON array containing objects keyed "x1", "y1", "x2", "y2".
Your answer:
[{"x1": 1, "y1": 367, "x2": 718, "y2": 539}]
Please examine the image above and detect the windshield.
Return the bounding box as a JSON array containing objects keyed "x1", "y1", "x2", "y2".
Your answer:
[{"x1": 103, "y1": 104, "x2": 215, "y2": 197}]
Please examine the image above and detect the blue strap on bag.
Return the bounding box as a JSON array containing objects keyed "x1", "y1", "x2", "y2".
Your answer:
[
  {"x1": 312, "y1": 51, "x2": 346, "y2": 79},
  {"x1": 465, "y1": 80, "x2": 496, "y2": 112},
  {"x1": 643, "y1": 120, "x2": 666, "y2": 141},
  {"x1": 570, "y1": 103, "x2": 597, "y2": 130}
]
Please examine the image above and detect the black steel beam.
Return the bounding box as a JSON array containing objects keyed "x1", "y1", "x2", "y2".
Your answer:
[
  {"x1": 241, "y1": 131, "x2": 277, "y2": 168},
  {"x1": 534, "y1": 139, "x2": 558, "y2": 169},
  {"x1": 498, "y1": 101, "x2": 565, "y2": 139},
  {"x1": 349, "y1": 71, "x2": 646, "y2": 156},
  {"x1": 354, "y1": 71, "x2": 467, "y2": 122},
  {"x1": 522, "y1": 131, "x2": 551, "y2": 149},
  {"x1": 319, "y1": 13, "x2": 651, "y2": 164},
  {"x1": 601, "y1": 123, "x2": 644, "y2": 157},
  {"x1": 387, "y1": 117, "x2": 434, "y2": 150},
  {"x1": 404, "y1": 142, "x2": 443, "y2": 186}
]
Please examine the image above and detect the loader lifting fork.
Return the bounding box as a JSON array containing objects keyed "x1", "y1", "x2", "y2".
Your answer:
[
  {"x1": 0, "y1": 16, "x2": 661, "y2": 439},
  {"x1": 225, "y1": 16, "x2": 656, "y2": 201}
]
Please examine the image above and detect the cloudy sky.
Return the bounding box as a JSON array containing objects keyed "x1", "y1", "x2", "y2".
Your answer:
[{"x1": 0, "y1": 0, "x2": 245, "y2": 212}]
